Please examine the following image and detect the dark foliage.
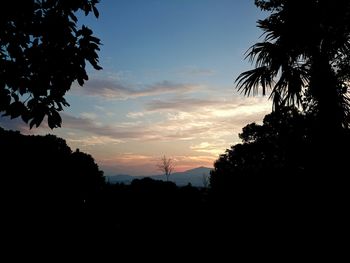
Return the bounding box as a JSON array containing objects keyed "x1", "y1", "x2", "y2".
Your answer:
[
  {"x1": 210, "y1": 107, "x2": 309, "y2": 191},
  {"x1": 0, "y1": 0, "x2": 102, "y2": 128},
  {"x1": 0, "y1": 127, "x2": 213, "y2": 248},
  {"x1": 0, "y1": 127, "x2": 105, "y2": 241},
  {"x1": 237, "y1": 0, "x2": 350, "y2": 132},
  {"x1": 227, "y1": 2, "x2": 350, "y2": 242},
  {"x1": 210, "y1": 106, "x2": 349, "y2": 237}
]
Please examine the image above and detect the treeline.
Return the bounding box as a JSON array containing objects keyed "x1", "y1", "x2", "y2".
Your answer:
[
  {"x1": 1, "y1": 127, "x2": 104, "y2": 209},
  {"x1": 0, "y1": 127, "x2": 210, "y2": 243},
  {"x1": 211, "y1": 107, "x2": 350, "y2": 206},
  {"x1": 209, "y1": 107, "x2": 349, "y2": 243},
  {"x1": 1, "y1": 114, "x2": 348, "y2": 247},
  {"x1": 0, "y1": 127, "x2": 106, "y2": 242}
]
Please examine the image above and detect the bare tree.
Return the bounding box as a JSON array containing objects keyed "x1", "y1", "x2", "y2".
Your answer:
[{"x1": 156, "y1": 155, "x2": 175, "y2": 182}]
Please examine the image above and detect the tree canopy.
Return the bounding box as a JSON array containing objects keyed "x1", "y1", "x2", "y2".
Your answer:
[
  {"x1": 210, "y1": 107, "x2": 310, "y2": 190},
  {"x1": 0, "y1": 0, "x2": 102, "y2": 129},
  {"x1": 237, "y1": 0, "x2": 350, "y2": 131},
  {"x1": 0, "y1": 127, "x2": 105, "y2": 209}
]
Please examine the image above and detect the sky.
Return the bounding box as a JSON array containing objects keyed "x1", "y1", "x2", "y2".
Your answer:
[{"x1": 1, "y1": 0, "x2": 272, "y2": 176}]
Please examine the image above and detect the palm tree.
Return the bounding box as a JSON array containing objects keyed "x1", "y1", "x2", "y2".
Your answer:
[{"x1": 236, "y1": 0, "x2": 350, "y2": 132}]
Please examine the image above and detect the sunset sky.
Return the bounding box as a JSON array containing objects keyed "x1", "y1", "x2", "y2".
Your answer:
[{"x1": 0, "y1": 0, "x2": 272, "y2": 176}]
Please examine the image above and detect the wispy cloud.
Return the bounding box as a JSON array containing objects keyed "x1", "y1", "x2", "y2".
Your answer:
[
  {"x1": 145, "y1": 96, "x2": 267, "y2": 112},
  {"x1": 145, "y1": 98, "x2": 220, "y2": 111},
  {"x1": 190, "y1": 141, "x2": 228, "y2": 156},
  {"x1": 1, "y1": 95, "x2": 271, "y2": 146},
  {"x1": 80, "y1": 112, "x2": 98, "y2": 120},
  {"x1": 67, "y1": 136, "x2": 123, "y2": 146},
  {"x1": 62, "y1": 96, "x2": 270, "y2": 144},
  {"x1": 75, "y1": 79, "x2": 199, "y2": 100},
  {"x1": 126, "y1": 111, "x2": 147, "y2": 119}
]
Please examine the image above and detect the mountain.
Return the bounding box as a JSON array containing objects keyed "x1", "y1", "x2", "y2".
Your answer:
[
  {"x1": 105, "y1": 166, "x2": 212, "y2": 187},
  {"x1": 151, "y1": 166, "x2": 212, "y2": 186}
]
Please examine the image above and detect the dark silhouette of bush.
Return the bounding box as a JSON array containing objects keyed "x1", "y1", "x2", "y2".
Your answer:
[
  {"x1": 0, "y1": 127, "x2": 105, "y2": 238},
  {"x1": 69, "y1": 149, "x2": 105, "y2": 206},
  {"x1": 210, "y1": 107, "x2": 310, "y2": 191}
]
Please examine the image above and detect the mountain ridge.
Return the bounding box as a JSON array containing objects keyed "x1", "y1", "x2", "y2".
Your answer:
[{"x1": 105, "y1": 166, "x2": 212, "y2": 187}]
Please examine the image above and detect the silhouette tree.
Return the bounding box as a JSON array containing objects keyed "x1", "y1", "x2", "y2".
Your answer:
[
  {"x1": 69, "y1": 148, "x2": 105, "y2": 205},
  {"x1": 0, "y1": 0, "x2": 102, "y2": 129},
  {"x1": 156, "y1": 155, "x2": 175, "y2": 182},
  {"x1": 0, "y1": 127, "x2": 105, "y2": 211},
  {"x1": 236, "y1": 0, "x2": 350, "y2": 132},
  {"x1": 210, "y1": 107, "x2": 311, "y2": 192}
]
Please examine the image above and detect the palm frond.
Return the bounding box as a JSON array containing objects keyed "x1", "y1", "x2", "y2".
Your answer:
[
  {"x1": 271, "y1": 66, "x2": 308, "y2": 108},
  {"x1": 246, "y1": 41, "x2": 287, "y2": 74},
  {"x1": 257, "y1": 13, "x2": 284, "y2": 42},
  {"x1": 236, "y1": 66, "x2": 274, "y2": 96}
]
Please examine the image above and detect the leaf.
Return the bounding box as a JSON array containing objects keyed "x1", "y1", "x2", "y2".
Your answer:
[
  {"x1": 89, "y1": 36, "x2": 101, "y2": 44},
  {"x1": 29, "y1": 112, "x2": 45, "y2": 129},
  {"x1": 29, "y1": 119, "x2": 36, "y2": 129},
  {"x1": 69, "y1": 12, "x2": 78, "y2": 23},
  {"x1": 21, "y1": 112, "x2": 30, "y2": 123},
  {"x1": 12, "y1": 93, "x2": 19, "y2": 102},
  {"x1": 0, "y1": 89, "x2": 11, "y2": 111},
  {"x1": 236, "y1": 66, "x2": 273, "y2": 96},
  {"x1": 60, "y1": 98, "x2": 70, "y2": 107},
  {"x1": 77, "y1": 78, "x2": 84, "y2": 86},
  {"x1": 94, "y1": 64, "x2": 103, "y2": 70},
  {"x1": 92, "y1": 6, "x2": 99, "y2": 18},
  {"x1": 8, "y1": 101, "x2": 25, "y2": 119},
  {"x1": 48, "y1": 109, "x2": 62, "y2": 129}
]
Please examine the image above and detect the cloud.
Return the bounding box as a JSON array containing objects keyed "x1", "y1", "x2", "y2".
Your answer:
[
  {"x1": 190, "y1": 141, "x2": 228, "y2": 156},
  {"x1": 0, "y1": 94, "x2": 271, "y2": 149},
  {"x1": 145, "y1": 96, "x2": 267, "y2": 112},
  {"x1": 120, "y1": 96, "x2": 270, "y2": 144},
  {"x1": 145, "y1": 98, "x2": 220, "y2": 111},
  {"x1": 75, "y1": 79, "x2": 199, "y2": 100},
  {"x1": 80, "y1": 112, "x2": 98, "y2": 120},
  {"x1": 0, "y1": 92, "x2": 272, "y2": 176},
  {"x1": 51, "y1": 95, "x2": 271, "y2": 145},
  {"x1": 59, "y1": 114, "x2": 98, "y2": 131},
  {"x1": 126, "y1": 111, "x2": 146, "y2": 118},
  {"x1": 67, "y1": 136, "x2": 123, "y2": 146}
]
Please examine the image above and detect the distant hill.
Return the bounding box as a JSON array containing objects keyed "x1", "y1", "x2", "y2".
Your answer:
[
  {"x1": 105, "y1": 174, "x2": 135, "y2": 184},
  {"x1": 105, "y1": 166, "x2": 212, "y2": 187}
]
